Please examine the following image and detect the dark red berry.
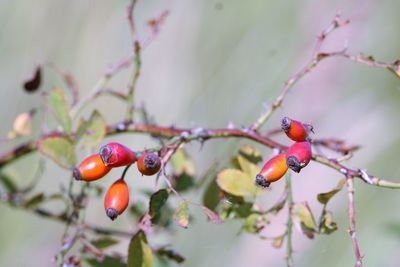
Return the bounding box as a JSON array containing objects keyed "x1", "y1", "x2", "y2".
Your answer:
[
  {"x1": 99, "y1": 142, "x2": 136, "y2": 168},
  {"x1": 286, "y1": 141, "x2": 312, "y2": 173}
]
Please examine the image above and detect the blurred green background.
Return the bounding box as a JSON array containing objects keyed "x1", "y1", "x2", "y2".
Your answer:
[{"x1": 1, "y1": 0, "x2": 400, "y2": 266}]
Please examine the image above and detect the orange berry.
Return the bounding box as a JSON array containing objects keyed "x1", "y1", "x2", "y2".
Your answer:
[
  {"x1": 104, "y1": 179, "x2": 129, "y2": 220},
  {"x1": 137, "y1": 152, "x2": 161, "y2": 176},
  {"x1": 73, "y1": 154, "x2": 111, "y2": 182},
  {"x1": 255, "y1": 153, "x2": 288, "y2": 188},
  {"x1": 281, "y1": 117, "x2": 313, "y2": 142},
  {"x1": 99, "y1": 142, "x2": 136, "y2": 168},
  {"x1": 286, "y1": 141, "x2": 312, "y2": 173}
]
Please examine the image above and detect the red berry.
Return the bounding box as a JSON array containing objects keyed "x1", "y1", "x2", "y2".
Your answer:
[
  {"x1": 286, "y1": 141, "x2": 312, "y2": 173},
  {"x1": 281, "y1": 117, "x2": 313, "y2": 142},
  {"x1": 137, "y1": 152, "x2": 161, "y2": 176},
  {"x1": 99, "y1": 142, "x2": 136, "y2": 168},
  {"x1": 73, "y1": 154, "x2": 112, "y2": 182},
  {"x1": 104, "y1": 179, "x2": 129, "y2": 220},
  {"x1": 255, "y1": 153, "x2": 288, "y2": 188}
]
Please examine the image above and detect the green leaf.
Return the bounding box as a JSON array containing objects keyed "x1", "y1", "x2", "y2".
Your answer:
[
  {"x1": 37, "y1": 135, "x2": 76, "y2": 169},
  {"x1": 174, "y1": 201, "x2": 189, "y2": 228},
  {"x1": 292, "y1": 202, "x2": 317, "y2": 239},
  {"x1": 202, "y1": 206, "x2": 223, "y2": 224},
  {"x1": 202, "y1": 178, "x2": 221, "y2": 211},
  {"x1": 216, "y1": 169, "x2": 261, "y2": 197},
  {"x1": 48, "y1": 87, "x2": 72, "y2": 134},
  {"x1": 149, "y1": 189, "x2": 169, "y2": 220},
  {"x1": 236, "y1": 155, "x2": 260, "y2": 177},
  {"x1": 317, "y1": 179, "x2": 345, "y2": 205},
  {"x1": 174, "y1": 174, "x2": 195, "y2": 192},
  {"x1": 0, "y1": 172, "x2": 18, "y2": 193},
  {"x1": 238, "y1": 144, "x2": 263, "y2": 164},
  {"x1": 85, "y1": 256, "x2": 125, "y2": 267},
  {"x1": 170, "y1": 149, "x2": 196, "y2": 176},
  {"x1": 318, "y1": 210, "x2": 338, "y2": 234},
  {"x1": 92, "y1": 237, "x2": 119, "y2": 249},
  {"x1": 24, "y1": 193, "x2": 45, "y2": 209},
  {"x1": 128, "y1": 231, "x2": 153, "y2": 267},
  {"x1": 243, "y1": 213, "x2": 269, "y2": 234},
  {"x1": 155, "y1": 247, "x2": 185, "y2": 263},
  {"x1": 75, "y1": 110, "x2": 106, "y2": 148}
]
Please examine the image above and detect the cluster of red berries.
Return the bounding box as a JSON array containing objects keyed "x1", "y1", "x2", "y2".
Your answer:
[
  {"x1": 255, "y1": 117, "x2": 313, "y2": 188},
  {"x1": 72, "y1": 142, "x2": 162, "y2": 220}
]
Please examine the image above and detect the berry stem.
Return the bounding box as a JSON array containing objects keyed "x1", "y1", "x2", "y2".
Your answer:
[{"x1": 121, "y1": 164, "x2": 132, "y2": 180}]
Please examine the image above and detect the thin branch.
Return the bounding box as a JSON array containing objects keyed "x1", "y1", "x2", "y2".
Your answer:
[
  {"x1": 250, "y1": 13, "x2": 399, "y2": 131},
  {"x1": 345, "y1": 176, "x2": 363, "y2": 267},
  {"x1": 126, "y1": 41, "x2": 141, "y2": 121},
  {"x1": 250, "y1": 13, "x2": 349, "y2": 131}
]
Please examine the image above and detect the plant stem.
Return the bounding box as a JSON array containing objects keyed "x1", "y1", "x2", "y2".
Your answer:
[
  {"x1": 346, "y1": 176, "x2": 363, "y2": 267},
  {"x1": 286, "y1": 172, "x2": 293, "y2": 267}
]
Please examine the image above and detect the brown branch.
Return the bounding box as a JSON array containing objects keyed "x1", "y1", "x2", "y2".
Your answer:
[
  {"x1": 345, "y1": 176, "x2": 363, "y2": 267},
  {"x1": 1, "y1": 121, "x2": 399, "y2": 190}
]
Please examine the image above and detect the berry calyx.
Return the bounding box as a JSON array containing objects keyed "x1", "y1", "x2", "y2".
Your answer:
[
  {"x1": 104, "y1": 179, "x2": 129, "y2": 220},
  {"x1": 73, "y1": 154, "x2": 112, "y2": 182},
  {"x1": 255, "y1": 153, "x2": 288, "y2": 188},
  {"x1": 281, "y1": 117, "x2": 313, "y2": 142},
  {"x1": 286, "y1": 141, "x2": 312, "y2": 173},
  {"x1": 137, "y1": 152, "x2": 161, "y2": 176},
  {"x1": 99, "y1": 142, "x2": 136, "y2": 168}
]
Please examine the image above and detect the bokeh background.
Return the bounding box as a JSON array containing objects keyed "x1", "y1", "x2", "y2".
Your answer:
[{"x1": 1, "y1": 0, "x2": 400, "y2": 266}]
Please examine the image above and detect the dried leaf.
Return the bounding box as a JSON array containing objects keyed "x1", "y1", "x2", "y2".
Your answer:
[
  {"x1": 271, "y1": 235, "x2": 285, "y2": 249},
  {"x1": 23, "y1": 66, "x2": 41, "y2": 93},
  {"x1": 216, "y1": 169, "x2": 261, "y2": 197},
  {"x1": 317, "y1": 179, "x2": 345, "y2": 205},
  {"x1": 202, "y1": 206, "x2": 223, "y2": 224},
  {"x1": 127, "y1": 231, "x2": 152, "y2": 267},
  {"x1": 37, "y1": 135, "x2": 76, "y2": 169},
  {"x1": 174, "y1": 201, "x2": 189, "y2": 228},
  {"x1": 48, "y1": 87, "x2": 72, "y2": 134},
  {"x1": 9, "y1": 111, "x2": 35, "y2": 138}
]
